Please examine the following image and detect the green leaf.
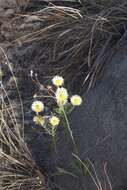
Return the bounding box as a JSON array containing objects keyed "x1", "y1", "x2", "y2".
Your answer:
[
  {"x1": 72, "y1": 158, "x2": 90, "y2": 176},
  {"x1": 56, "y1": 167, "x2": 78, "y2": 178}
]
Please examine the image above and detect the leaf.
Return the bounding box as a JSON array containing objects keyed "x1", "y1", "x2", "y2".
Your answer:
[
  {"x1": 56, "y1": 167, "x2": 78, "y2": 178},
  {"x1": 72, "y1": 158, "x2": 90, "y2": 176}
]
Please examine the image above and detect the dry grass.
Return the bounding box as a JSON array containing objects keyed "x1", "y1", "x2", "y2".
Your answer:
[{"x1": 0, "y1": 47, "x2": 46, "y2": 190}]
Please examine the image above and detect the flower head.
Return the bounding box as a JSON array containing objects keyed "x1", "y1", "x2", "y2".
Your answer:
[
  {"x1": 52, "y1": 76, "x2": 64, "y2": 87},
  {"x1": 31, "y1": 101, "x2": 44, "y2": 113},
  {"x1": 33, "y1": 115, "x2": 45, "y2": 126},
  {"x1": 49, "y1": 116, "x2": 60, "y2": 127},
  {"x1": 55, "y1": 87, "x2": 68, "y2": 106},
  {"x1": 70, "y1": 95, "x2": 82, "y2": 106}
]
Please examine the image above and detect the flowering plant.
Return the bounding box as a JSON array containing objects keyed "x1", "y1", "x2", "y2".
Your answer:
[{"x1": 31, "y1": 74, "x2": 82, "y2": 149}]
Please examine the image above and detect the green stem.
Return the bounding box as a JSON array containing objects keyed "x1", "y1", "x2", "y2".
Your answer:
[
  {"x1": 51, "y1": 128, "x2": 57, "y2": 152},
  {"x1": 62, "y1": 107, "x2": 78, "y2": 154}
]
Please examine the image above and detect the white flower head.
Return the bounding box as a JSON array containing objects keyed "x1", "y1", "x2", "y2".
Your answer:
[
  {"x1": 52, "y1": 76, "x2": 64, "y2": 87},
  {"x1": 55, "y1": 87, "x2": 68, "y2": 106},
  {"x1": 70, "y1": 95, "x2": 82, "y2": 106},
  {"x1": 33, "y1": 115, "x2": 45, "y2": 126},
  {"x1": 49, "y1": 116, "x2": 60, "y2": 127},
  {"x1": 31, "y1": 101, "x2": 44, "y2": 113}
]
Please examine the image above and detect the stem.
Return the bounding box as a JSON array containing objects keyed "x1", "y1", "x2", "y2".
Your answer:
[
  {"x1": 52, "y1": 134, "x2": 56, "y2": 152},
  {"x1": 51, "y1": 127, "x2": 57, "y2": 152},
  {"x1": 62, "y1": 106, "x2": 78, "y2": 154},
  {"x1": 42, "y1": 124, "x2": 51, "y2": 135}
]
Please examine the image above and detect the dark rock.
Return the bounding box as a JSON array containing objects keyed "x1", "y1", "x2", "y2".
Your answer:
[
  {"x1": 114, "y1": 186, "x2": 127, "y2": 190},
  {"x1": 60, "y1": 42, "x2": 127, "y2": 189},
  {"x1": 28, "y1": 42, "x2": 127, "y2": 190}
]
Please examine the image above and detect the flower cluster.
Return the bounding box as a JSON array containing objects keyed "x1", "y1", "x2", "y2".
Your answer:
[
  {"x1": 31, "y1": 75, "x2": 83, "y2": 147},
  {"x1": 52, "y1": 76, "x2": 82, "y2": 107},
  {"x1": 31, "y1": 100, "x2": 60, "y2": 127}
]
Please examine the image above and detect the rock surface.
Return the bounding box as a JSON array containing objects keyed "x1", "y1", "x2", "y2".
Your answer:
[
  {"x1": 27, "y1": 42, "x2": 127, "y2": 190},
  {"x1": 76, "y1": 43, "x2": 127, "y2": 188},
  {"x1": 61, "y1": 42, "x2": 127, "y2": 189}
]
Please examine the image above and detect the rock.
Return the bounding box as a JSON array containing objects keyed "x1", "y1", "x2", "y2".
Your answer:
[
  {"x1": 29, "y1": 42, "x2": 127, "y2": 190},
  {"x1": 115, "y1": 186, "x2": 127, "y2": 190},
  {"x1": 58, "y1": 42, "x2": 127, "y2": 189}
]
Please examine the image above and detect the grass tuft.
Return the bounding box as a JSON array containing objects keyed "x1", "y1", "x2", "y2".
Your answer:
[
  {"x1": 1, "y1": 1, "x2": 127, "y2": 92},
  {"x1": 0, "y1": 47, "x2": 46, "y2": 189}
]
